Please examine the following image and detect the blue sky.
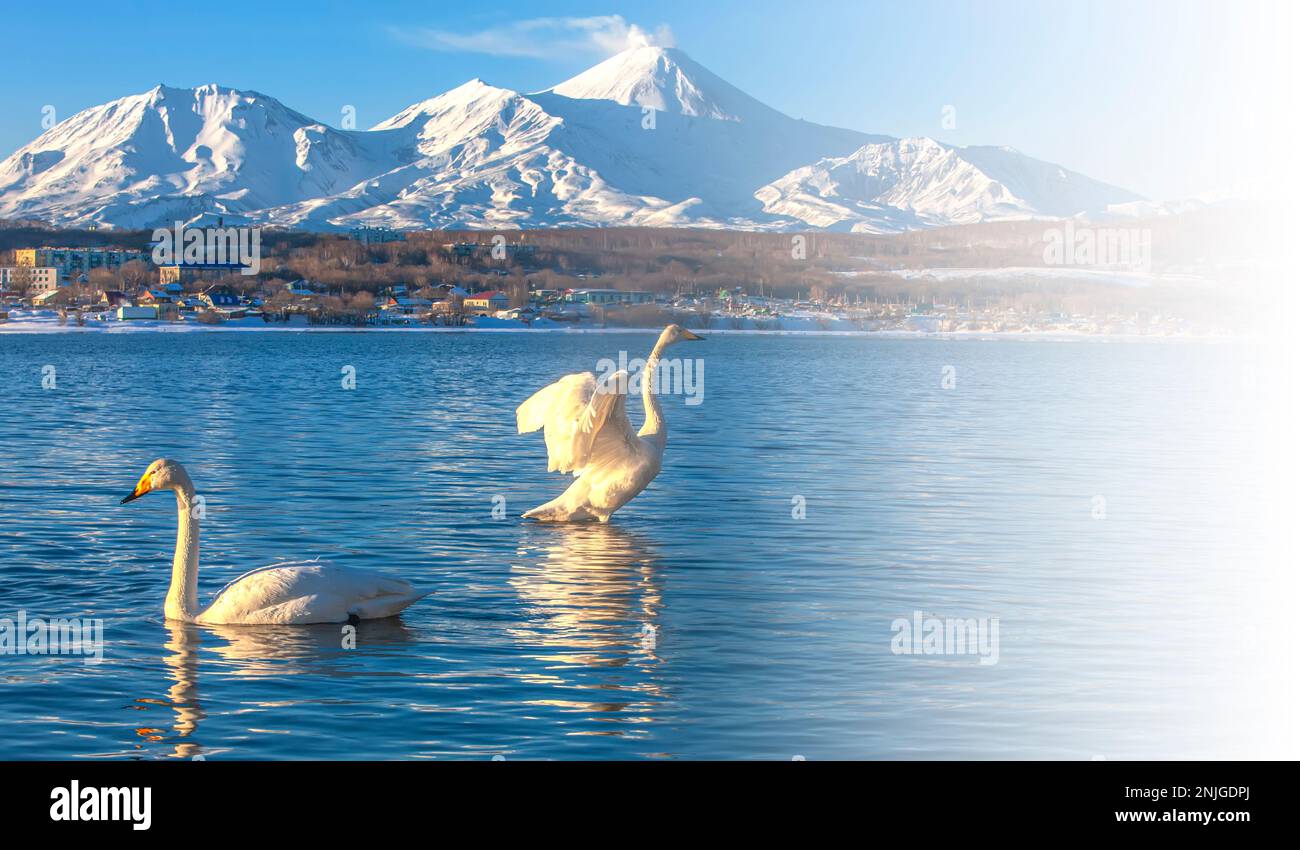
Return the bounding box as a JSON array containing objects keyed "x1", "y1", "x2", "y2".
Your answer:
[{"x1": 0, "y1": 0, "x2": 1289, "y2": 200}]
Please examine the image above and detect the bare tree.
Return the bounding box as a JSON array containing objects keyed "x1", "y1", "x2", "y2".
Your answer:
[
  {"x1": 119, "y1": 259, "x2": 152, "y2": 292},
  {"x1": 6, "y1": 265, "x2": 33, "y2": 300},
  {"x1": 87, "y1": 267, "x2": 118, "y2": 296}
]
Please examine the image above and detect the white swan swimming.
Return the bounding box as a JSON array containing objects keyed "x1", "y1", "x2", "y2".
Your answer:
[
  {"x1": 516, "y1": 324, "x2": 703, "y2": 522},
  {"x1": 120, "y1": 459, "x2": 429, "y2": 625}
]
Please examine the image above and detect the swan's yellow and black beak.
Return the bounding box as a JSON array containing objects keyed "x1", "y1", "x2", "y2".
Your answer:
[
  {"x1": 120, "y1": 471, "x2": 152, "y2": 505},
  {"x1": 681, "y1": 329, "x2": 704, "y2": 340}
]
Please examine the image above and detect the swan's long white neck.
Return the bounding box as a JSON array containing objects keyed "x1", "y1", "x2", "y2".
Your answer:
[
  {"x1": 166, "y1": 478, "x2": 201, "y2": 623},
  {"x1": 638, "y1": 331, "x2": 672, "y2": 443}
]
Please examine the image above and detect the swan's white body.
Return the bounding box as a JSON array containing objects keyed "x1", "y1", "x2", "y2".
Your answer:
[
  {"x1": 195, "y1": 560, "x2": 425, "y2": 625},
  {"x1": 516, "y1": 324, "x2": 701, "y2": 522},
  {"x1": 122, "y1": 460, "x2": 429, "y2": 625}
]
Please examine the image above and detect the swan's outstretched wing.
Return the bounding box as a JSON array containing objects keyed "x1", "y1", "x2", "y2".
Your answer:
[
  {"x1": 199, "y1": 560, "x2": 430, "y2": 625},
  {"x1": 516, "y1": 370, "x2": 638, "y2": 475}
]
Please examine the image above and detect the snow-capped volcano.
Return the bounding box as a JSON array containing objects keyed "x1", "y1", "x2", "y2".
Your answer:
[
  {"x1": 0, "y1": 84, "x2": 402, "y2": 230},
  {"x1": 544, "y1": 45, "x2": 782, "y2": 124},
  {"x1": 0, "y1": 47, "x2": 1140, "y2": 231},
  {"x1": 756, "y1": 137, "x2": 1138, "y2": 232}
]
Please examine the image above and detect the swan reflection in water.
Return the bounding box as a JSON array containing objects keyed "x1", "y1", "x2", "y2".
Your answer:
[
  {"x1": 130, "y1": 526, "x2": 666, "y2": 755},
  {"x1": 134, "y1": 617, "x2": 417, "y2": 758},
  {"x1": 508, "y1": 523, "x2": 667, "y2": 729},
  {"x1": 131, "y1": 622, "x2": 205, "y2": 759}
]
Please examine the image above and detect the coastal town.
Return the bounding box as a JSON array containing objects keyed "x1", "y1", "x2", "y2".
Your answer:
[{"x1": 0, "y1": 219, "x2": 1246, "y2": 336}]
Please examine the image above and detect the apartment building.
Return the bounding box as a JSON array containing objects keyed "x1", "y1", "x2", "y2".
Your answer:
[
  {"x1": 14, "y1": 247, "x2": 150, "y2": 282},
  {"x1": 0, "y1": 266, "x2": 61, "y2": 292}
]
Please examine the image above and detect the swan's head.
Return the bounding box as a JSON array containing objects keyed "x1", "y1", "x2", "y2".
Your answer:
[
  {"x1": 660, "y1": 324, "x2": 704, "y2": 347},
  {"x1": 120, "y1": 458, "x2": 192, "y2": 504}
]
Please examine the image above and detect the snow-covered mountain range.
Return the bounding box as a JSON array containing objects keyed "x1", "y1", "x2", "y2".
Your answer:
[{"x1": 0, "y1": 46, "x2": 1140, "y2": 232}]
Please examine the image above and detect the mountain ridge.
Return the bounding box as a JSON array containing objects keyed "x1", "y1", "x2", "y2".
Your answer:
[{"x1": 0, "y1": 46, "x2": 1140, "y2": 231}]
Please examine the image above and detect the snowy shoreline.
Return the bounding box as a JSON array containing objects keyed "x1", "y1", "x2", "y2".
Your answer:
[{"x1": 0, "y1": 311, "x2": 1241, "y2": 342}]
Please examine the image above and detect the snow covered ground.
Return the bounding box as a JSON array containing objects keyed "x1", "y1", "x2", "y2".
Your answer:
[
  {"x1": 0, "y1": 310, "x2": 300, "y2": 333},
  {"x1": 839, "y1": 266, "x2": 1219, "y2": 288},
  {"x1": 0, "y1": 309, "x2": 1228, "y2": 339}
]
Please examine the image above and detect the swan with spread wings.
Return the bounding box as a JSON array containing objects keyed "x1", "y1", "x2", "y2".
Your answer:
[{"x1": 516, "y1": 324, "x2": 703, "y2": 522}]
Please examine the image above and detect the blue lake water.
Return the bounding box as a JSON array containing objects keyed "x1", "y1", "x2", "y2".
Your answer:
[{"x1": 0, "y1": 331, "x2": 1284, "y2": 759}]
